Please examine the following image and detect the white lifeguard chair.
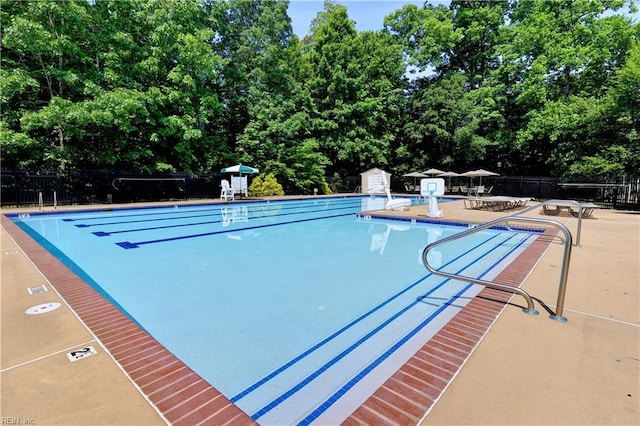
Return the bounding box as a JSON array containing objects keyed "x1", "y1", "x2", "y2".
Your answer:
[
  {"x1": 381, "y1": 172, "x2": 411, "y2": 211},
  {"x1": 231, "y1": 175, "x2": 248, "y2": 197}
]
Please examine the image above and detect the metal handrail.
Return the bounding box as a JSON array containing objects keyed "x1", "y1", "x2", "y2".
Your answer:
[{"x1": 422, "y1": 212, "x2": 573, "y2": 322}]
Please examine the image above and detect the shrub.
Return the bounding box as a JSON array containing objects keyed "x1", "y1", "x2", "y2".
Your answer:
[
  {"x1": 320, "y1": 181, "x2": 332, "y2": 195},
  {"x1": 248, "y1": 173, "x2": 285, "y2": 196}
]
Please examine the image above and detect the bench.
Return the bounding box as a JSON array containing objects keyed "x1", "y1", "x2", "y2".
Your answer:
[{"x1": 542, "y1": 200, "x2": 598, "y2": 218}]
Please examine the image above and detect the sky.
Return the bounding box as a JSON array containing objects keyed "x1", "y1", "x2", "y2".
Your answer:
[
  {"x1": 287, "y1": 0, "x2": 639, "y2": 38},
  {"x1": 288, "y1": 0, "x2": 446, "y2": 37}
]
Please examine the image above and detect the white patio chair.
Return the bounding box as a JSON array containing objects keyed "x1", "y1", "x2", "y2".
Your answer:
[{"x1": 220, "y1": 179, "x2": 234, "y2": 201}]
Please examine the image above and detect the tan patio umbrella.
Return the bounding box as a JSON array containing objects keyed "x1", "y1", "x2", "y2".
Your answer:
[
  {"x1": 402, "y1": 171, "x2": 428, "y2": 178},
  {"x1": 402, "y1": 171, "x2": 427, "y2": 191},
  {"x1": 436, "y1": 171, "x2": 461, "y2": 188},
  {"x1": 422, "y1": 168, "x2": 445, "y2": 176},
  {"x1": 472, "y1": 168, "x2": 499, "y2": 186},
  {"x1": 461, "y1": 169, "x2": 499, "y2": 186}
]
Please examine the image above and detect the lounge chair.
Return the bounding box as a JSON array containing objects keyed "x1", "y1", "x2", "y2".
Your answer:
[
  {"x1": 542, "y1": 200, "x2": 598, "y2": 218},
  {"x1": 469, "y1": 185, "x2": 485, "y2": 196},
  {"x1": 220, "y1": 179, "x2": 234, "y2": 201},
  {"x1": 464, "y1": 196, "x2": 532, "y2": 211}
]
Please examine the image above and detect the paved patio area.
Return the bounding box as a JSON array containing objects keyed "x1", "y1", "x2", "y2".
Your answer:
[{"x1": 1, "y1": 196, "x2": 638, "y2": 425}]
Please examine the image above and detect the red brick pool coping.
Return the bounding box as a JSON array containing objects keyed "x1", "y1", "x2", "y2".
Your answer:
[{"x1": 2, "y1": 213, "x2": 555, "y2": 425}]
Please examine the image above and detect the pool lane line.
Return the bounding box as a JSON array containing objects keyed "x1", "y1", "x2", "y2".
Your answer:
[
  {"x1": 230, "y1": 232, "x2": 502, "y2": 402},
  {"x1": 78, "y1": 211, "x2": 225, "y2": 228},
  {"x1": 63, "y1": 206, "x2": 226, "y2": 223},
  {"x1": 248, "y1": 232, "x2": 534, "y2": 421},
  {"x1": 299, "y1": 233, "x2": 535, "y2": 424},
  {"x1": 64, "y1": 197, "x2": 364, "y2": 224},
  {"x1": 255, "y1": 232, "x2": 535, "y2": 422},
  {"x1": 92, "y1": 204, "x2": 362, "y2": 237},
  {"x1": 231, "y1": 231, "x2": 519, "y2": 403},
  {"x1": 299, "y1": 283, "x2": 476, "y2": 426},
  {"x1": 114, "y1": 212, "x2": 357, "y2": 249},
  {"x1": 78, "y1": 199, "x2": 363, "y2": 228}
]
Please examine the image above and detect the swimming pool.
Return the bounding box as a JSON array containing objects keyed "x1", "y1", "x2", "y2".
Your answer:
[{"x1": 10, "y1": 196, "x2": 538, "y2": 424}]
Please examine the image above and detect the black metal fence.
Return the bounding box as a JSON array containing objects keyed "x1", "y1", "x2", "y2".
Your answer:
[
  {"x1": 1, "y1": 170, "x2": 220, "y2": 207},
  {"x1": 489, "y1": 176, "x2": 640, "y2": 210},
  {"x1": 358, "y1": 174, "x2": 640, "y2": 210},
  {"x1": 2, "y1": 169, "x2": 639, "y2": 210}
]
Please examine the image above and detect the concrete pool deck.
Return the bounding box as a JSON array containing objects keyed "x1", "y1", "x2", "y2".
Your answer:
[{"x1": 1, "y1": 196, "x2": 638, "y2": 425}]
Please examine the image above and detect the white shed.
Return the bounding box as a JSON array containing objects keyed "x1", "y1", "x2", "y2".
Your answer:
[{"x1": 360, "y1": 168, "x2": 391, "y2": 195}]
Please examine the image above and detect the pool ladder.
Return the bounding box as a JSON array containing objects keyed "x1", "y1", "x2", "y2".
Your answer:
[{"x1": 421, "y1": 201, "x2": 588, "y2": 322}]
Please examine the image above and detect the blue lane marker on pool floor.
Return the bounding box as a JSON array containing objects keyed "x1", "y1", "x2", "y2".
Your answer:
[
  {"x1": 230, "y1": 232, "x2": 506, "y2": 404},
  {"x1": 115, "y1": 212, "x2": 355, "y2": 249},
  {"x1": 72, "y1": 198, "x2": 362, "y2": 227},
  {"x1": 248, "y1": 233, "x2": 531, "y2": 421},
  {"x1": 294, "y1": 234, "x2": 534, "y2": 424},
  {"x1": 93, "y1": 204, "x2": 360, "y2": 237}
]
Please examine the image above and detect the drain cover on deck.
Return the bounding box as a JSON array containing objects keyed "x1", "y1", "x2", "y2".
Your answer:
[
  {"x1": 25, "y1": 302, "x2": 61, "y2": 315},
  {"x1": 27, "y1": 285, "x2": 48, "y2": 294}
]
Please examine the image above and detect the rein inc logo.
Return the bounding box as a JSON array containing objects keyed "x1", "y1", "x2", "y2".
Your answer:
[{"x1": 1, "y1": 418, "x2": 35, "y2": 425}]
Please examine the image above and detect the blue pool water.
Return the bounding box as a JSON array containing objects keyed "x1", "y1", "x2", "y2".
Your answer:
[{"x1": 11, "y1": 196, "x2": 536, "y2": 424}]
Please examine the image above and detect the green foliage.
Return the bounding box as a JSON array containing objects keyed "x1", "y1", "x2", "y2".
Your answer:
[
  {"x1": 320, "y1": 181, "x2": 332, "y2": 195},
  {"x1": 1, "y1": 0, "x2": 637, "y2": 185},
  {"x1": 568, "y1": 145, "x2": 630, "y2": 177},
  {"x1": 303, "y1": 2, "x2": 404, "y2": 174},
  {"x1": 384, "y1": 2, "x2": 460, "y2": 71},
  {"x1": 248, "y1": 173, "x2": 285, "y2": 197},
  {"x1": 1, "y1": 0, "x2": 224, "y2": 172}
]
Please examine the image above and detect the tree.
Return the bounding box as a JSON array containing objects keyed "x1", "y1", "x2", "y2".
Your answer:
[
  {"x1": 1, "y1": 0, "x2": 95, "y2": 169},
  {"x1": 303, "y1": 1, "x2": 405, "y2": 175},
  {"x1": 572, "y1": 38, "x2": 640, "y2": 176},
  {"x1": 499, "y1": 0, "x2": 637, "y2": 174},
  {"x1": 399, "y1": 72, "x2": 494, "y2": 171},
  {"x1": 236, "y1": 0, "x2": 330, "y2": 194},
  {"x1": 2, "y1": 0, "x2": 225, "y2": 172},
  {"x1": 444, "y1": 0, "x2": 509, "y2": 89}
]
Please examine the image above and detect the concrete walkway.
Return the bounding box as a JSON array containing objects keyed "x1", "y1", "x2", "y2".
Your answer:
[
  {"x1": 418, "y1": 201, "x2": 639, "y2": 425},
  {"x1": 1, "y1": 197, "x2": 638, "y2": 425}
]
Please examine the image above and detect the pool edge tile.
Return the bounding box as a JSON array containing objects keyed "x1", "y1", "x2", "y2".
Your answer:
[
  {"x1": 346, "y1": 229, "x2": 554, "y2": 423},
  {"x1": 1, "y1": 215, "x2": 254, "y2": 425}
]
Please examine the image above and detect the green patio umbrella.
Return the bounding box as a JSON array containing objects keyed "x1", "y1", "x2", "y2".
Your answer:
[{"x1": 220, "y1": 164, "x2": 259, "y2": 175}]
